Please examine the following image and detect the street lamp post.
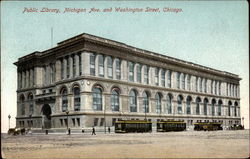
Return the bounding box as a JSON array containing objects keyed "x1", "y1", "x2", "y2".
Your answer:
[
  {"x1": 29, "y1": 114, "x2": 32, "y2": 129},
  {"x1": 66, "y1": 110, "x2": 69, "y2": 131},
  {"x1": 8, "y1": 115, "x2": 11, "y2": 130}
]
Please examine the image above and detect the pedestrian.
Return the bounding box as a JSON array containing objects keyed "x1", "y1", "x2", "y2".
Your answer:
[
  {"x1": 108, "y1": 127, "x2": 110, "y2": 133},
  {"x1": 92, "y1": 127, "x2": 96, "y2": 135},
  {"x1": 82, "y1": 128, "x2": 85, "y2": 133}
]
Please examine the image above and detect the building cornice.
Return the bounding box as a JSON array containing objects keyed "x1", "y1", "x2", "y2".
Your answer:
[{"x1": 14, "y1": 33, "x2": 241, "y2": 80}]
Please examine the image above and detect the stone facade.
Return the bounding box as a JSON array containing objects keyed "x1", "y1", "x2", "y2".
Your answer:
[{"x1": 14, "y1": 33, "x2": 241, "y2": 131}]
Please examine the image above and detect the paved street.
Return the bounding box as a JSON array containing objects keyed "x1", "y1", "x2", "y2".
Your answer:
[{"x1": 1, "y1": 130, "x2": 249, "y2": 158}]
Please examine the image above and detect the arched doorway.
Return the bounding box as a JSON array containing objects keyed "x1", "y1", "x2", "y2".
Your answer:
[{"x1": 41, "y1": 104, "x2": 52, "y2": 129}]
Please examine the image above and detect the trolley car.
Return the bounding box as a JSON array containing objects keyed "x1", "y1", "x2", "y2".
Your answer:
[
  {"x1": 115, "y1": 120, "x2": 152, "y2": 133},
  {"x1": 194, "y1": 122, "x2": 223, "y2": 131},
  {"x1": 157, "y1": 120, "x2": 186, "y2": 132}
]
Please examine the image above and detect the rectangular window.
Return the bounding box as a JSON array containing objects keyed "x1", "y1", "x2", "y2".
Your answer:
[
  {"x1": 61, "y1": 59, "x2": 64, "y2": 79},
  {"x1": 90, "y1": 53, "x2": 96, "y2": 76},
  {"x1": 73, "y1": 55, "x2": 76, "y2": 77},
  {"x1": 219, "y1": 82, "x2": 221, "y2": 95},
  {"x1": 196, "y1": 77, "x2": 198, "y2": 92},
  {"x1": 112, "y1": 118, "x2": 116, "y2": 126},
  {"x1": 155, "y1": 68, "x2": 159, "y2": 86},
  {"x1": 182, "y1": 74, "x2": 185, "y2": 90},
  {"x1": 100, "y1": 118, "x2": 104, "y2": 126},
  {"x1": 79, "y1": 54, "x2": 82, "y2": 75},
  {"x1": 77, "y1": 118, "x2": 80, "y2": 127},
  {"x1": 199, "y1": 78, "x2": 202, "y2": 92},
  {"x1": 177, "y1": 72, "x2": 180, "y2": 89},
  {"x1": 107, "y1": 57, "x2": 113, "y2": 78},
  {"x1": 99, "y1": 55, "x2": 104, "y2": 77},
  {"x1": 60, "y1": 119, "x2": 63, "y2": 126},
  {"x1": 129, "y1": 62, "x2": 134, "y2": 82},
  {"x1": 204, "y1": 79, "x2": 207, "y2": 93},
  {"x1": 116, "y1": 59, "x2": 121, "y2": 79},
  {"x1": 187, "y1": 75, "x2": 191, "y2": 90},
  {"x1": 66, "y1": 57, "x2": 70, "y2": 78},
  {"x1": 94, "y1": 118, "x2": 98, "y2": 126},
  {"x1": 144, "y1": 66, "x2": 149, "y2": 84},
  {"x1": 161, "y1": 70, "x2": 165, "y2": 87},
  {"x1": 64, "y1": 119, "x2": 68, "y2": 127},
  {"x1": 137, "y1": 64, "x2": 141, "y2": 83},
  {"x1": 167, "y1": 71, "x2": 172, "y2": 88},
  {"x1": 72, "y1": 118, "x2": 75, "y2": 127},
  {"x1": 215, "y1": 81, "x2": 217, "y2": 95},
  {"x1": 211, "y1": 80, "x2": 214, "y2": 94}
]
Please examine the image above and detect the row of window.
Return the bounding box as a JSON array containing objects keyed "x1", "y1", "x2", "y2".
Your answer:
[
  {"x1": 226, "y1": 83, "x2": 238, "y2": 97},
  {"x1": 18, "y1": 69, "x2": 35, "y2": 89},
  {"x1": 60, "y1": 53, "x2": 82, "y2": 80},
  {"x1": 89, "y1": 53, "x2": 239, "y2": 97},
  {"x1": 59, "y1": 118, "x2": 81, "y2": 127}
]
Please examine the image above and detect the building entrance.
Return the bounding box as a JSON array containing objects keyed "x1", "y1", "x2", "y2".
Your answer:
[{"x1": 41, "y1": 104, "x2": 52, "y2": 129}]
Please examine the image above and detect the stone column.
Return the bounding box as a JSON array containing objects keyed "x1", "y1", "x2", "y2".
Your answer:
[
  {"x1": 82, "y1": 52, "x2": 90, "y2": 76},
  {"x1": 75, "y1": 54, "x2": 79, "y2": 76},
  {"x1": 55, "y1": 59, "x2": 61, "y2": 81},
  {"x1": 134, "y1": 63, "x2": 138, "y2": 82},
  {"x1": 63, "y1": 58, "x2": 67, "y2": 79},
  {"x1": 30, "y1": 69, "x2": 33, "y2": 87},
  {"x1": 69, "y1": 56, "x2": 73, "y2": 78},
  {"x1": 25, "y1": 70, "x2": 29, "y2": 88},
  {"x1": 121, "y1": 60, "x2": 127, "y2": 81},
  {"x1": 18, "y1": 72, "x2": 21, "y2": 89},
  {"x1": 95, "y1": 54, "x2": 99, "y2": 77},
  {"x1": 104, "y1": 56, "x2": 108, "y2": 78}
]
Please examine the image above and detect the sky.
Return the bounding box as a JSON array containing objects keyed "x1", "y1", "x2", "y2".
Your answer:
[{"x1": 1, "y1": 1, "x2": 249, "y2": 132}]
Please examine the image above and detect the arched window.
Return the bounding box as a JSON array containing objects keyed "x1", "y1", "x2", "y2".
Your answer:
[
  {"x1": 115, "y1": 59, "x2": 121, "y2": 79},
  {"x1": 20, "y1": 94, "x2": 25, "y2": 115},
  {"x1": 166, "y1": 94, "x2": 172, "y2": 114},
  {"x1": 92, "y1": 86, "x2": 102, "y2": 111},
  {"x1": 196, "y1": 97, "x2": 201, "y2": 115},
  {"x1": 111, "y1": 88, "x2": 120, "y2": 111},
  {"x1": 218, "y1": 100, "x2": 222, "y2": 116},
  {"x1": 143, "y1": 92, "x2": 149, "y2": 113},
  {"x1": 137, "y1": 64, "x2": 142, "y2": 83},
  {"x1": 73, "y1": 86, "x2": 80, "y2": 111},
  {"x1": 155, "y1": 93, "x2": 162, "y2": 114},
  {"x1": 228, "y1": 101, "x2": 232, "y2": 116},
  {"x1": 177, "y1": 95, "x2": 183, "y2": 114},
  {"x1": 212, "y1": 99, "x2": 216, "y2": 116},
  {"x1": 28, "y1": 93, "x2": 34, "y2": 114},
  {"x1": 204, "y1": 98, "x2": 208, "y2": 115},
  {"x1": 234, "y1": 102, "x2": 238, "y2": 116},
  {"x1": 186, "y1": 96, "x2": 192, "y2": 114},
  {"x1": 98, "y1": 55, "x2": 104, "y2": 77},
  {"x1": 167, "y1": 71, "x2": 172, "y2": 88},
  {"x1": 129, "y1": 89, "x2": 137, "y2": 112},
  {"x1": 61, "y1": 88, "x2": 68, "y2": 112},
  {"x1": 107, "y1": 56, "x2": 113, "y2": 78}
]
